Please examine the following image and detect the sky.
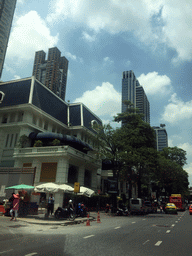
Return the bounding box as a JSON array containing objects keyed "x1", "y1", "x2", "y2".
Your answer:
[{"x1": 2, "y1": 0, "x2": 192, "y2": 186}]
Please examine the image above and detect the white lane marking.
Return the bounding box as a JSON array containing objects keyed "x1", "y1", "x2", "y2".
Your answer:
[
  {"x1": 143, "y1": 240, "x2": 150, "y2": 245},
  {"x1": 155, "y1": 241, "x2": 162, "y2": 246},
  {"x1": 132, "y1": 222, "x2": 136, "y2": 223},
  {"x1": 0, "y1": 249, "x2": 14, "y2": 254},
  {"x1": 171, "y1": 224, "x2": 175, "y2": 227},
  {"x1": 166, "y1": 230, "x2": 171, "y2": 233},
  {"x1": 83, "y1": 235, "x2": 95, "y2": 239},
  {"x1": 25, "y1": 253, "x2": 38, "y2": 256},
  {"x1": 114, "y1": 227, "x2": 121, "y2": 229},
  {"x1": 142, "y1": 219, "x2": 146, "y2": 220},
  {"x1": 175, "y1": 221, "x2": 178, "y2": 223}
]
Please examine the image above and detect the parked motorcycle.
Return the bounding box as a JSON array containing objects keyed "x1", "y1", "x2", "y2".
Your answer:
[
  {"x1": 54, "y1": 207, "x2": 75, "y2": 220},
  {"x1": 76, "y1": 203, "x2": 87, "y2": 217},
  {"x1": 116, "y1": 206, "x2": 129, "y2": 216}
]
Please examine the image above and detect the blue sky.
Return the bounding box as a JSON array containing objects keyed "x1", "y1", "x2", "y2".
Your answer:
[{"x1": 2, "y1": 0, "x2": 192, "y2": 186}]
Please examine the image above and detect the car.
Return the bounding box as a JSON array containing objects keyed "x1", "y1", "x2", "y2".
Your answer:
[
  {"x1": 189, "y1": 205, "x2": 192, "y2": 215},
  {"x1": 129, "y1": 198, "x2": 146, "y2": 215},
  {"x1": 164, "y1": 203, "x2": 177, "y2": 214},
  {"x1": 144, "y1": 201, "x2": 153, "y2": 213}
]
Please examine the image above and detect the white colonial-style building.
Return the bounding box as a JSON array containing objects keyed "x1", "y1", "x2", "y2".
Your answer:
[{"x1": 0, "y1": 77, "x2": 102, "y2": 209}]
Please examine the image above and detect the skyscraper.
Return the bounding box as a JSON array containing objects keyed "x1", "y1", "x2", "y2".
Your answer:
[
  {"x1": 122, "y1": 70, "x2": 150, "y2": 124},
  {"x1": 0, "y1": 0, "x2": 17, "y2": 78},
  {"x1": 32, "y1": 47, "x2": 68, "y2": 101},
  {"x1": 152, "y1": 125, "x2": 168, "y2": 151}
]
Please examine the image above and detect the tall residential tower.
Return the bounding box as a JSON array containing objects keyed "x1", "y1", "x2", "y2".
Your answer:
[
  {"x1": 32, "y1": 47, "x2": 68, "y2": 101},
  {"x1": 122, "y1": 70, "x2": 150, "y2": 124},
  {"x1": 0, "y1": 0, "x2": 17, "y2": 78}
]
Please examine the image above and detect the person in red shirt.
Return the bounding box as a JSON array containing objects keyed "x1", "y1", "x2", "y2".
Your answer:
[{"x1": 10, "y1": 193, "x2": 20, "y2": 221}]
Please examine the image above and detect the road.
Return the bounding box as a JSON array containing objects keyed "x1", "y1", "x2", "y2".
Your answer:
[{"x1": 0, "y1": 211, "x2": 191, "y2": 255}]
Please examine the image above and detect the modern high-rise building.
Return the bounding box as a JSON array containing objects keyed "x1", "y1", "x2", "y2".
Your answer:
[
  {"x1": 32, "y1": 47, "x2": 68, "y2": 101},
  {"x1": 122, "y1": 70, "x2": 150, "y2": 124},
  {"x1": 0, "y1": 0, "x2": 17, "y2": 78},
  {"x1": 152, "y1": 125, "x2": 168, "y2": 151}
]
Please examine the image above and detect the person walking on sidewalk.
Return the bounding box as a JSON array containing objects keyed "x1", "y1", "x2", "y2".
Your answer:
[
  {"x1": 47, "y1": 194, "x2": 55, "y2": 216},
  {"x1": 10, "y1": 193, "x2": 20, "y2": 221}
]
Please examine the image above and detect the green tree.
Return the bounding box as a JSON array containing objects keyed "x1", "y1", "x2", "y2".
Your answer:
[
  {"x1": 161, "y1": 146, "x2": 187, "y2": 167},
  {"x1": 114, "y1": 100, "x2": 157, "y2": 198},
  {"x1": 152, "y1": 153, "x2": 189, "y2": 197}
]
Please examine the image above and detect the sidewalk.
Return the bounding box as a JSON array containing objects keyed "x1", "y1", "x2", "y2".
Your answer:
[{"x1": 0, "y1": 210, "x2": 97, "y2": 226}]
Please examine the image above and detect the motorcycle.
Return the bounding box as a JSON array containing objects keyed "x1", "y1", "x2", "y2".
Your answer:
[
  {"x1": 54, "y1": 207, "x2": 75, "y2": 220},
  {"x1": 76, "y1": 203, "x2": 87, "y2": 217},
  {"x1": 116, "y1": 206, "x2": 129, "y2": 216}
]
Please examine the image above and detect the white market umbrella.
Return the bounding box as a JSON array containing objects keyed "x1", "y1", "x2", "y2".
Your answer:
[
  {"x1": 34, "y1": 182, "x2": 61, "y2": 193},
  {"x1": 77, "y1": 186, "x2": 95, "y2": 197},
  {"x1": 59, "y1": 184, "x2": 74, "y2": 193}
]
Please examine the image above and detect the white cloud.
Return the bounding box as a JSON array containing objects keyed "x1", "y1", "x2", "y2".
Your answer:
[
  {"x1": 65, "y1": 52, "x2": 83, "y2": 63},
  {"x1": 185, "y1": 162, "x2": 192, "y2": 175},
  {"x1": 160, "y1": 0, "x2": 192, "y2": 62},
  {"x1": 65, "y1": 52, "x2": 77, "y2": 61},
  {"x1": 47, "y1": 0, "x2": 192, "y2": 62},
  {"x1": 103, "y1": 57, "x2": 114, "y2": 65},
  {"x1": 138, "y1": 71, "x2": 172, "y2": 96},
  {"x1": 7, "y1": 11, "x2": 58, "y2": 60},
  {"x1": 177, "y1": 142, "x2": 192, "y2": 158},
  {"x1": 162, "y1": 93, "x2": 192, "y2": 124},
  {"x1": 74, "y1": 82, "x2": 121, "y2": 118},
  {"x1": 47, "y1": 0, "x2": 159, "y2": 36},
  {"x1": 82, "y1": 31, "x2": 96, "y2": 42}
]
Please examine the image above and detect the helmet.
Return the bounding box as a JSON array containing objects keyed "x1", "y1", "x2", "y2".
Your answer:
[{"x1": 69, "y1": 199, "x2": 72, "y2": 203}]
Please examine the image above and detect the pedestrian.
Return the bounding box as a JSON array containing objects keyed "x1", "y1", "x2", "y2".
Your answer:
[
  {"x1": 10, "y1": 193, "x2": 20, "y2": 221},
  {"x1": 47, "y1": 194, "x2": 55, "y2": 216}
]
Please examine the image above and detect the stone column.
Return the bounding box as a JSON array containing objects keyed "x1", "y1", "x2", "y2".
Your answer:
[
  {"x1": 55, "y1": 158, "x2": 69, "y2": 184},
  {"x1": 91, "y1": 169, "x2": 97, "y2": 190},
  {"x1": 54, "y1": 191, "x2": 64, "y2": 211},
  {"x1": 78, "y1": 165, "x2": 85, "y2": 186},
  {"x1": 32, "y1": 159, "x2": 42, "y2": 184}
]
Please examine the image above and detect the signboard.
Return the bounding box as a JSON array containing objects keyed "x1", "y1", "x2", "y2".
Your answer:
[
  {"x1": 107, "y1": 179, "x2": 118, "y2": 194},
  {"x1": 74, "y1": 182, "x2": 80, "y2": 193}
]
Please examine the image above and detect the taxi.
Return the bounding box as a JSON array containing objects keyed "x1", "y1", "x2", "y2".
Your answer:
[
  {"x1": 164, "y1": 203, "x2": 177, "y2": 214},
  {"x1": 189, "y1": 205, "x2": 192, "y2": 215}
]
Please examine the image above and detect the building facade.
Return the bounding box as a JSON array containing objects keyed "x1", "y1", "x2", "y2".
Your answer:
[
  {"x1": 152, "y1": 126, "x2": 168, "y2": 151},
  {"x1": 122, "y1": 70, "x2": 150, "y2": 124},
  {"x1": 32, "y1": 47, "x2": 68, "y2": 101},
  {"x1": 0, "y1": 77, "x2": 102, "y2": 208},
  {"x1": 0, "y1": 0, "x2": 17, "y2": 78}
]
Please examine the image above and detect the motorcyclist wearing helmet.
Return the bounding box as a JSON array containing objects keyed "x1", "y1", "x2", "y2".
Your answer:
[{"x1": 67, "y1": 199, "x2": 74, "y2": 212}]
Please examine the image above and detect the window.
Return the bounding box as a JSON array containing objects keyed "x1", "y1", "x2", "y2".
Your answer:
[
  {"x1": 2, "y1": 114, "x2": 7, "y2": 123},
  {"x1": 10, "y1": 113, "x2": 15, "y2": 123},
  {"x1": 5, "y1": 134, "x2": 9, "y2": 147},
  {"x1": 9, "y1": 134, "x2": 14, "y2": 147},
  {"x1": 52, "y1": 126, "x2": 55, "y2": 133},
  {"x1": 44, "y1": 121, "x2": 48, "y2": 130},
  {"x1": 84, "y1": 170, "x2": 91, "y2": 188},
  {"x1": 17, "y1": 111, "x2": 24, "y2": 122},
  {"x1": 40, "y1": 162, "x2": 57, "y2": 182},
  {"x1": 39, "y1": 119, "x2": 42, "y2": 127},
  {"x1": 14, "y1": 133, "x2": 18, "y2": 147},
  {"x1": 32, "y1": 115, "x2": 37, "y2": 125},
  {"x1": 68, "y1": 165, "x2": 78, "y2": 184}
]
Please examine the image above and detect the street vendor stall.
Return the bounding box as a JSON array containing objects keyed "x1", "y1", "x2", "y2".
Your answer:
[{"x1": 5, "y1": 184, "x2": 35, "y2": 216}]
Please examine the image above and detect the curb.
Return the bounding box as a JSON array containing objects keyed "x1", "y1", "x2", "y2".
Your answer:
[{"x1": 16, "y1": 216, "x2": 95, "y2": 226}]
